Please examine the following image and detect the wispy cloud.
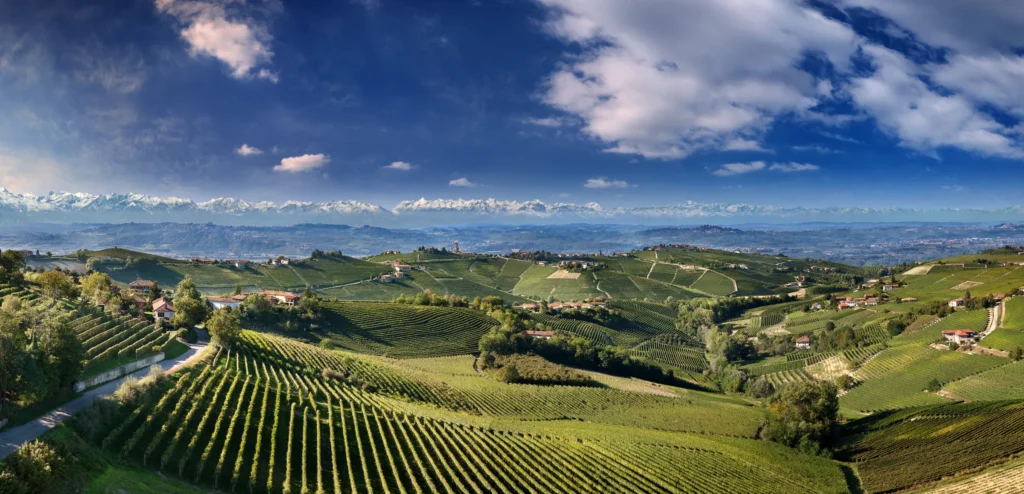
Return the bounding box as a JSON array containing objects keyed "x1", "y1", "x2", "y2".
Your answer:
[
  {"x1": 712, "y1": 161, "x2": 767, "y2": 177},
  {"x1": 523, "y1": 116, "x2": 572, "y2": 128},
  {"x1": 273, "y1": 153, "x2": 330, "y2": 173},
  {"x1": 792, "y1": 145, "x2": 839, "y2": 154},
  {"x1": 723, "y1": 138, "x2": 772, "y2": 153},
  {"x1": 383, "y1": 161, "x2": 415, "y2": 171},
  {"x1": 236, "y1": 144, "x2": 263, "y2": 156},
  {"x1": 768, "y1": 162, "x2": 820, "y2": 173},
  {"x1": 448, "y1": 177, "x2": 476, "y2": 187},
  {"x1": 583, "y1": 177, "x2": 631, "y2": 189},
  {"x1": 713, "y1": 161, "x2": 820, "y2": 176}
]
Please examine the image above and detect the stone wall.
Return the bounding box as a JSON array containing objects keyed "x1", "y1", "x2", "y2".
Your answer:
[{"x1": 74, "y1": 353, "x2": 166, "y2": 392}]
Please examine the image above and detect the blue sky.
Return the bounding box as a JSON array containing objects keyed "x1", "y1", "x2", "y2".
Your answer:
[{"x1": 2, "y1": 0, "x2": 1023, "y2": 211}]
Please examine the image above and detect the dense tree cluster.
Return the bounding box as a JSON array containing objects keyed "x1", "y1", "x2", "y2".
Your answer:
[
  {"x1": 761, "y1": 380, "x2": 840, "y2": 456},
  {"x1": 310, "y1": 249, "x2": 343, "y2": 259},
  {"x1": 0, "y1": 297, "x2": 84, "y2": 415}
]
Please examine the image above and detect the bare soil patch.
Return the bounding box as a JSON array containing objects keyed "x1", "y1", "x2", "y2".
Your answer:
[{"x1": 546, "y1": 270, "x2": 581, "y2": 280}]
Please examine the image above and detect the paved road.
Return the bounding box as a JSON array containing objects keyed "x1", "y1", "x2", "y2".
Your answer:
[{"x1": 0, "y1": 339, "x2": 209, "y2": 461}]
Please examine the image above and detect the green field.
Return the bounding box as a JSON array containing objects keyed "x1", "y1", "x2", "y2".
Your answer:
[
  {"x1": 318, "y1": 301, "x2": 499, "y2": 358},
  {"x1": 689, "y1": 270, "x2": 736, "y2": 295}
]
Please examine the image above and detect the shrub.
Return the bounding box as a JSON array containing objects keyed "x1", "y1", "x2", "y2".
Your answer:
[{"x1": 72, "y1": 399, "x2": 120, "y2": 442}]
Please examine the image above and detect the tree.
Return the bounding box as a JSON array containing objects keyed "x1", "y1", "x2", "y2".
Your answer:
[
  {"x1": 231, "y1": 285, "x2": 243, "y2": 297},
  {"x1": 146, "y1": 281, "x2": 162, "y2": 303},
  {"x1": 206, "y1": 308, "x2": 242, "y2": 348},
  {"x1": 763, "y1": 381, "x2": 839, "y2": 454},
  {"x1": 171, "y1": 298, "x2": 209, "y2": 329},
  {"x1": 2, "y1": 295, "x2": 22, "y2": 313},
  {"x1": 33, "y1": 313, "x2": 84, "y2": 391},
  {"x1": 926, "y1": 378, "x2": 942, "y2": 392},
  {"x1": 298, "y1": 287, "x2": 321, "y2": 320},
  {"x1": 0, "y1": 250, "x2": 26, "y2": 285},
  {"x1": 173, "y1": 277, "x2": 202, "y2": 307},
  {"x1": 1012, "y1": 346, "x2": 1024, "y2": 361},
  {"x1": 0, "y1": 311, "x2": 31, "y2": 410},
  {"x1": 835, "y1": 374, "x2": 855, "y2": 390},
  {"x1": 37, "y1": 270, "x2": 76, "y2": 300},
  {"x1": 80, "y1": 272, "x2": 115, "y2": 305}
]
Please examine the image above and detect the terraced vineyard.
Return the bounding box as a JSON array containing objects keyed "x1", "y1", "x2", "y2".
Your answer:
[
  {"x1": 319, "y1": 301, "x2": 499, "y2": 358},
  {"x1": 629, "y1": 334, "x2": 708, "y2": 374},
  {"x1": 73, "y1": 307, "x2": 177, "y2": 373},
  {"x1": 942, "y1": 361, "x2": 1024, "y2": 401},
  {"x1": 86, "y1": 332, "x2": 851, "y2": 494},
  {"x1": 840, "y1": 400, "x2": 1024, "y2": 493}
]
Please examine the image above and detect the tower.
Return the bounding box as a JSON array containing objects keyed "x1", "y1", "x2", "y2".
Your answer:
[{"x1": 453, "y1": 240, "x2": 460, "y2": 254}]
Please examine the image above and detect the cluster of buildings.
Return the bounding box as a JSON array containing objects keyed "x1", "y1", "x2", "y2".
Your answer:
[
  {"x1": 377, "y1": 261, "x2": 418, "y2": 282},
  {"x1": 516, "y1": 300, "x2": 607, "y2": 312},
  {"x1": 187, "y1": 257, "x2": 251, "y2": 268},
  {"x1": 836, "y1": 294, "x2": 885, "y2": 309},
  {"x1": 127, "y1": 278, "x2": 302, "y2": 320}
]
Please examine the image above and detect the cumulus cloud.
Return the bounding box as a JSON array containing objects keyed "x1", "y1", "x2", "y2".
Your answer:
[
  {"x1": 768, "y1": 162, "x2": 820, "y2": 173},
  {"x1": 792, "y1": 145, "x2": 839, "y2": 154},
  {"x1": 535, "y1": 0, "x2": 1024, "y2": 161},
  {"x1": 273, "y1": 154, "x2": 330, "y2": 173},
  {"x1": 583, "y1": 177, "x2": 631, "y2": 189},
  {"x1": 849, "y1": 44, "x2": 1023, "y2": 159},
  {"x1": 536, "y1": 0, "x2": 857, "y2": 159},
  {"x1": 236, "y1": 144, "x2": 263, "y2": 156},
  {"x1": 155, "y1": 0, "x2": 276, "y2": 81},
  {"x1": 448, "y1": 177, "x2": 476, "y2": 187},
  {"x1": 383, "y1": 161, "x2": 415, "y2": 171},
  {"x1": 712, "y1": 161, "x2": 767, "y2": 177}
]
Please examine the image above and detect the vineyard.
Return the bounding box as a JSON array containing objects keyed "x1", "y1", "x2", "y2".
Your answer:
[
  {"x1": 839, "y1": 400, "x2": 1024, "y2": 493},
  {"x1": 629, "y1": 334, "x2": 708, "y2": 374},
  {"x1": 0, "y1": 284, "x2": 175, "y2": 375},
  {"x1": 319, "y1": 301, "x2": 499, "y2": 358},
  {"x1": 86, "y1": 333, "x2": 851, "y2": 494}
]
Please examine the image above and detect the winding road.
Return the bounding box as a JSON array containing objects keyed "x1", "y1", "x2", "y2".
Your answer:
[{"x1": 0, "y1": 336, "x2": 210, "y2": 461}]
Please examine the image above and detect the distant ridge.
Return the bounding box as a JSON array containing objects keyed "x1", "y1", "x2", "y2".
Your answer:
[{"x1": 2, "y1": 187, "x2": 1024, "y2": 226}]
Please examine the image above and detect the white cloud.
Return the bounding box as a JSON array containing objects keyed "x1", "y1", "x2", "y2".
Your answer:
[
  {"x1": 448, "y1": 177, "x2": 476, "y2": 187},
  {"x1": 583, "y1": 177, "x2": 631, "y2": 189},
  {"x1": 712, "y1": 161, "x2": 767, "y2": 177},
  {"x1": 712, "y1": 161, "x2": 819, "y2": 176},
  {"x1": 536, "y1": 0, "x2": 858, "y2": 159},
  {"x1": 273, "y1": 154, "x2": 330, "y2": 173},
  {"x1": 155, "y1": 0, "x2": 276, "y2": 81},
  {"x1": 723, "y1": 138, "x2": 772, "y2": 152},
  {"x1": 383, "y1": 161, "x2": 415, "y2": 171},
  {"x1": 768, "y1": 162, "x2": 820, "y2": 173},
  {"x1": 849, "y1": 44, "x2": 1023, "y2": 159},
  {"x1": 236, "y1": 144, "x2": 263, "y2": 156}
]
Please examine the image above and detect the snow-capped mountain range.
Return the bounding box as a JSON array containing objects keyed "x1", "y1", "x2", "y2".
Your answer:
[{"x1": 2, "y1": 188, "x2": 1023, "y2": 226}]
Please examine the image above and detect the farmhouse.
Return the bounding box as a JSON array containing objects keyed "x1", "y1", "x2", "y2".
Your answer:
[
  {"x1": 129, "y1": 279, "x2": 156, "y2": 294},
  {"x1": 942, "y1": 329, "x2": 978, "y2": 345},
  {"x1": 882, "y1": 284, "x2": 900, "y2": 292},
  {"x1": 517, "y1": 303, "x2": 539, "y2": 312},
  {"x1": 263, "y1": 290, "x2": 300, "y2": 306},
  {"x1": 524, "y1": 330, "x2": 555, "y2": 340},
  {"x1": 394, "y1": 264, "x2": 412, "y2": 273},
  {"x1": 379, "y1": 274, "x2": 394, "y2": 283},
  {"x1": 132, "y1": 295, "x2": 147, "y2": 313},
  {"x1": 152, "y1": 298, "x2": 175, "y2": 320},
  {"x1": 901, "y1": 297, "x2": 918, "y2": 303},
  {"x1": 208, "y1": 296, "x2": 241, "y2": 310},
  {"x1": 948, "y1": 297, "x2": 965, "y2": 308},
  {"x1": 795, "y1": 336, "x2": 812, "y2": 350}
]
